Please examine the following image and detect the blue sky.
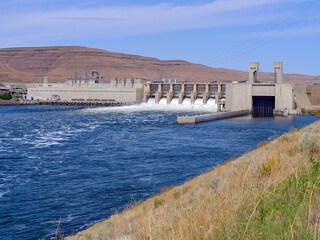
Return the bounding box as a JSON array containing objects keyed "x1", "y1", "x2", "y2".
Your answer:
[{"x1": 0, "y1": 0, "x2": 319, "y2": 75}]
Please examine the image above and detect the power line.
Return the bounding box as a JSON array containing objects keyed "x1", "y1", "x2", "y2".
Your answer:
[
  {"x1": 200, "y1": 0, "x2": 319, "y2": 67},
  {"x1": 202, "y1": 0, "x2": 318, "y2": 64},
  {"x1": 209, "y1": 2, "x2": 319, "y2": 66},
  {"x1": 210, "y1": 7, "x2": 320, "y2": 67}
]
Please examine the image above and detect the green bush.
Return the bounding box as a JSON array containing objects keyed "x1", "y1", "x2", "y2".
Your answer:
[
  {"x1": 154, "y1": 199, "x2": 165, "y2": 208},
  {"x1": 298, "y1": 134, "x2": 319, "y2": 154},
  {"x1": 301, "y1": 108, "x2": 306, "y2": 115},
  {"x1": 173, "y1": 190, "x2": 181, "y2": 200},
  {"x1": 182, "y1": 186, "x2": 191, "y2": 194},
  {"x1": 313, "y1": 110, "x2": 320, "y2": 118},
  {"x1": 0, "y1": 93, "x2": 12, "y2": 100}
]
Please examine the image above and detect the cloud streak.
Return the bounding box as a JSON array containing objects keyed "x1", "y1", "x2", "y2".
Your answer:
[
  {"x1": 0, "y1": 0, "x2": 310, "y2": 47},
  {"x1": 52, "y1": 17, "x2": 129, "y2": 21}
]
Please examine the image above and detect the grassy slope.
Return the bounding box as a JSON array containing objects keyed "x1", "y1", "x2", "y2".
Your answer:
[{"x1": 66, "y1": 120, "x2": 320, "y2": 240}]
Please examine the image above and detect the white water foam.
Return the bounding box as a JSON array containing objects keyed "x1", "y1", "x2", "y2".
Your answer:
[
  {"x1": 20, "y1": 124, "x2": 100, "y2": 149},
  {"x1": 80, "y1": 98, "x2": 218, "y2": 114},
  {"x1": 0, "y1": 190, "x2": 10, "y2": 198}
]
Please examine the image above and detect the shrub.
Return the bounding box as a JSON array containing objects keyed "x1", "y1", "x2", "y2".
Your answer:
[
  {"x1": 298, "y1": 134, "x2": 319, "y2": 154},
  {"x1": 182, "y1": 186, "x2": 191, "y2": 194},
  {"x1": 313, "y1": 110, "x2": 320, "y2": 118},
  {"x1": 310, "y1": 157, "x2": 320, "y2": 176},
  {"x1": 161, "y1": 186, "x2": 174, "y2": 193},
  {"x1": 288, "y1": 146, "x2": 298, "y2": 157},
  {"x1": 258, "y1": 157, "x2": 279, "y2": 177},
  {"x1": 154, "y1": 199, "x2": 165, "y2": 208},
  {"x1": 173, "y1": 190, "x2": 181, "y2": 200},
  {"x1": 0, "y1": 93, "x2": 12, "y2": 100}
]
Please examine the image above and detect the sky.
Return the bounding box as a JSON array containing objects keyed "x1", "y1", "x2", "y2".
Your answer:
[{"x1": 0, "y1": 0, "x2": 319, "y2": 75}]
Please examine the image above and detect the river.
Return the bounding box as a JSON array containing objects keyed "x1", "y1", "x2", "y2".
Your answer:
[{"x1": 0, "y1": 103, "x2": 317, "y2": 239}]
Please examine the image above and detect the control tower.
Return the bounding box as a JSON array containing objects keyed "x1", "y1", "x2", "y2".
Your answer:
[
  {"x1": 273, "y1": 62, "x2": 283, "y2": 84},
  {"x1": 248, "y1": 62, "x2": 259, "y2": 83}
]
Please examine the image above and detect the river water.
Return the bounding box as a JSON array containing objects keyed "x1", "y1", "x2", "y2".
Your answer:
[{"x1": 0, "y1": 102, "x2": 317, "y2": 239}]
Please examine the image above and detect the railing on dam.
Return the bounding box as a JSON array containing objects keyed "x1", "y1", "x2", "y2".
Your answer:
[{"x1": 143, "y1": 83, "x2": 226, "y2": 108}]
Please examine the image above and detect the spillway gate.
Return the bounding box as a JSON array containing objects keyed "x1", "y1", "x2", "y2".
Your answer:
[{"x1": 144, "y1": 83, "x2": 226, "y2": 109}]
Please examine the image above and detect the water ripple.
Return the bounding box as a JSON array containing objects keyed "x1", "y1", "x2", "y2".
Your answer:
[{"x1": 0, "y1": 105, "x2": 317, "y2": 239}]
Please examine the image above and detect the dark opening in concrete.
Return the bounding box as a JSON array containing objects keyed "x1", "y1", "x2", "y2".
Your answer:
[{"x1": 252, "y1": 96, "x2": 275, "y2": 117}]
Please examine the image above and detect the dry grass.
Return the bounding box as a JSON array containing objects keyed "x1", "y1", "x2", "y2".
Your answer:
[
  {"x1": 307, "y1": 85, "x2": 320, "y2": 106},
  {"x1": 66, "y1": 121, "x2": 320, "y2": 240}
]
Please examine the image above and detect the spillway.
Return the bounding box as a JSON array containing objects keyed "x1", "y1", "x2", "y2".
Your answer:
[
  {"x1": 81, "y1": 98, "x2": 218, "y2": 114},
  {"x1": 170, "y1": 98, "x2": 179, "y2": 105},
  {"x1": 194, "y1": 98, "x2": 203, "y2": 105},
  {"x1": 183, "y1": 98, "x2": 191, "y2": 105},
  {"x1": 158, "y1": 98, "x2": 167, "y2": 105}
]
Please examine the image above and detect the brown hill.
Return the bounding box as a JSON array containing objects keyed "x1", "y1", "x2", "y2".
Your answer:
[{"x1": 0, "y1": 46, "x2": 319, "y2": 84}]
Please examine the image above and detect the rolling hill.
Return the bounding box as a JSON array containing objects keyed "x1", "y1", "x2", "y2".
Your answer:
[{"x1": 0, "y1": 46, "x2": 319, "y2": 84}]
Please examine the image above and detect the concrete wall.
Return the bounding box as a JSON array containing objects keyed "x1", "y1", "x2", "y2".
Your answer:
[
  {"x1": 275, "y1": 83, "x2": 295, "y2": 110},
  {"x1": 252, "y1": 84, "x2": 275, "y2": 96},
  {"x1": 225, "y1": 82, "x2": 295, "y2": 112},
  {"x1": 225, "y1": 83, "x2": 252, "y2": 111},
  {"x1": 177, "y1": 110, "x2": 250, "y2": 124},
  {"x1": 27, "y1": 81, "x2": 144, "y2": 103}
]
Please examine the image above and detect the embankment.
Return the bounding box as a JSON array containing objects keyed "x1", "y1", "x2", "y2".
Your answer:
[
  {"x1": 0, "y1": 100, "x2": 21, "y2": 106},
  {"x1": 66, "y1": 120, "x2": 320, "y2": 240}
]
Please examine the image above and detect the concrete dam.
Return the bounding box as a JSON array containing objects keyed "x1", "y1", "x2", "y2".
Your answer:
[
  {"x1": 143, "y1": 82, "x2": 226, "y2": 111},
  {"x1": 27, "y1": 70, "x2": 144, "y2": 105},
  {"x1": 143, "y1": 62, "x2": 300, "y2": 123},
  {"x1": 26, "y1": 62, "x2": 302, "y2": 122}
]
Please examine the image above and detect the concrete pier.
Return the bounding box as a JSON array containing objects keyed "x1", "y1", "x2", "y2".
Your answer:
[
  {"x1": 144, "y1": 82, "x2": 225, "y2": 106},
  {"x1": 273, "y1": 109, "x2": 289, "y2": 117},
  {"x1": 177, "y1": 109, "x2": 250, "y2": 124}
]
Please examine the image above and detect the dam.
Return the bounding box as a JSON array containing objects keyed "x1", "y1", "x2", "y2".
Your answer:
[
  {"x1": 27, "y1": 70, "x2": 144, "y2": 104},
  {"x1": 26, "y1": 62, "x2": 301, "y2": 120},
  {"x1": 143, "y1": 81, "x2": 226, "y2": 111},
  {"x1": 144, "y1": 62, "x2": 299, "y2": 121}
]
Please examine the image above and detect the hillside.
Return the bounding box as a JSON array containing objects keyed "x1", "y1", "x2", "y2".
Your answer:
[
  {"x1": 0, "y1": 46, "x2": 319, "y2": 84},
  {"x1": 66, "y1": 120, "x2": 320, "y2": 239}
]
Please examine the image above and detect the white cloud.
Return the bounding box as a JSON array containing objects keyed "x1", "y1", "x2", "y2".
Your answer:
[{"x1": 0, "y1": 0, "x2": 309, "y2": 46}]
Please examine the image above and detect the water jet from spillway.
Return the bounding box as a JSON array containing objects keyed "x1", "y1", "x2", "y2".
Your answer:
[{"x1": 80, "y1": 98, "x2": 218, "y2": 114}]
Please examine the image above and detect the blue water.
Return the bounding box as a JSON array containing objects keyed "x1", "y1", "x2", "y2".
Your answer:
[{"x1": 0, "y1": 105, "x2": 317, "y2": 239}]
